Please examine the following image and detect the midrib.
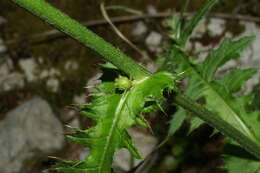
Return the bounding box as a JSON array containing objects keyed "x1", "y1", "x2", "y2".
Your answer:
[
  {"x1": 98, "y1": 92, "x2": 129, "y2": 173},
  {"x1": 186, "y1": 61, "x2": 257, "y2": 143}
]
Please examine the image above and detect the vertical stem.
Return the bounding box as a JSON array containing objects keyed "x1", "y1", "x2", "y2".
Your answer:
[{"x1": 11, "y1": 0, "x2": 150, "y2": 79}]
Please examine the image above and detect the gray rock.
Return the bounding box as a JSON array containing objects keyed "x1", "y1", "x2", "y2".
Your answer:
[
  {"x1": 207, "y1": 18, "x2": 226, "y2": 37},
  {"x1": 0, "y1": 57, "x2": 24, "y2": 91},
  {"x1": 239, "y1": 21, "x2": 260, "y2": 69},
  {"x1": 147, "y1": 5, "x2": 157, "y2": 15},
  {"x1": 132, "y1": 21, "x2": 147, "y2": 36},
  {"x1": 2, "y1": 72, "x2": 24, "y2": 91},
  {"x1": 19, "y1": 58, "x2": 39, "y2": 82},
  {"x1": 191, "y1": 18, "x2": 207, "y2": 38},
  {"x1": 86, "y1": 72, "x2": 102, "y2": 93},
  {"x1": 73, "y1": 94, "x2": 86, "y2": 104},
  {"x1": 0, "y1": 38, "x2": 7, "y2": 54},
  {"x1": 39, "y1": 68, "x2": 61, "y2": 80},
  {"x1": 0, "y1": 97, "x2": 64, "y2": 173},
  {"x1": 0, "y1": 16, "x2": 7, "y2": 25},
  {"x1": 145, "y1": 31, "x2": 163, "y2": 52},
  {"x1": 46, "y1": 77, "x2": 59, "y2": 92},
  {"x1": 64, "y1": 60, "x2": 79, "y2": 71}
]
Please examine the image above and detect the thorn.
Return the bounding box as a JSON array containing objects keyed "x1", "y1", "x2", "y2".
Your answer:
[
  {"x1": 144, "y1": 118, "x2": 154, "y2": 135},
  {"x1": 156, "y1": 101, "x2": 168, "y2": 116}
]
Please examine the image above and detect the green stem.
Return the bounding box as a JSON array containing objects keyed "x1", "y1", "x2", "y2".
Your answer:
[
  {"x1": 173, "y1": 94, "x2": 260, "y2": 160},
  {"x1": 10, "y1": 0, "x2": 149, "y2": 79}
]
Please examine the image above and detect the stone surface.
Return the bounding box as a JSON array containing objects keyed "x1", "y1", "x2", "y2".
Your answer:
[
  {"x1": 73, "y1": 94, "x2": 86, "y2": 104},
  {"x1": 64, "y1": 60, "x2": 79, "y2": 71},
  {"x1": 239, "y1": 21, "x2": 260, "y2": 94},
  {"x1": 0, "y1": 38, "x2": 7, "y2": 54},
  {"x1": 0, "y1": 57, "x2": 24, "y2": 91},
  {"x1": 46, "y1": 77, "x2": 59, "y2": 92},
  {"x1": 192, "y1": 18, "x2": 207, "y2": 38},
  {"x1": 39, "y1": 68, "x2": 60, "y2": 80},
  {"x1": 145, "y1": 61, "x2": 158, "y2": 73},
  {"x1": 147, "y1": 5, "x2": 157, "y2": 15},
  {"x1": 86, "y1": 72, "x2": 102, "y2": 93},
  {"x1": 19, "y1": 58, "x2": 39, "y2": 82},
  {"x1": 0, "y1": 16, "x2": 7, "y2": 25},
  {"x1": 132, "y1": 21, "x2": 147, "y2": 36},
  {"x1": 0, "y1": 97, "x2": 64, "y2": 173},
  {"x1": 239, "y1": 21, "x2": 260, "y2": 68},
  {"x1": 145, "y1": 31, "x2": 163, "y2": 52},
  {"x1": 2, "y1": 72, "x2": 24, "y2": 91},
  {"x1": 207, "y1": 18, "x2": 226, "y2": 37}
]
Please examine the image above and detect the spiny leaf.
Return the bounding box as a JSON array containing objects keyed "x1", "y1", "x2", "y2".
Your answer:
[
  {"x1": 160, "y1": 0, "x2": 218, "y2": 72},
  {"x1": 166, "y1": 32, "x2": 260, "y2": 171},
  {"x1": 201, "y1": 37, "x2": 255, "y2": 82},
  {"x1": 198, "y1": 84, "x2": 259, "y2": 142},
  {"x1": 165, "y1": 0, "x2": 218, "y2": 47},
  {"x1": 217, "y1": 68, "x2": 258, "y2": 93},
  {"x1": 165, "y1": 14, "x2": 182, "y2": 45},
  {"x1": 56, "y1": 72, "x2": 175, "y2": 173},
  {"x1": 168, "y1": 36, "x2": 259, "y2": 145},
  {"x1": 185, "y1": 68, "x2": 258, "y2": 136},
  {"x1": 181, "y1": 0, "x2": 218, "y2": 46}
]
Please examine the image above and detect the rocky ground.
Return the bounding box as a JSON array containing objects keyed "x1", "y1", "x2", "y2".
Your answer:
[{"x1": 0, "y1": 0, "x2": 259, "y2": 173}]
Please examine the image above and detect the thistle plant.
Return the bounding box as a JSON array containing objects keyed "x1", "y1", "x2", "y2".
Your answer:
[{"x1": 9, "y1": 0, "x2": 260, "y2": 172}]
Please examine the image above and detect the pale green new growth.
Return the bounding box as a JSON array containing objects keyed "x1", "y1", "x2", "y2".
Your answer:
[
  {"x1": 55, "y1": 72, "x2": 175, "y2": 173},
  {"x1": 115, "y1": 76, "x2": 132, "y2": 90}
]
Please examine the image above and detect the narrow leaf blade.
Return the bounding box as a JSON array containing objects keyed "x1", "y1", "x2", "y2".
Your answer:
[
  {"x1": 181, "y1": 0, "x2": 218, "y2": 45},
  {"x1": 168, "y1": 108, "x2": 186, "y2": 136},
  {"x1": 201, "y1": 36, "x2": 255, "y2": 82}
]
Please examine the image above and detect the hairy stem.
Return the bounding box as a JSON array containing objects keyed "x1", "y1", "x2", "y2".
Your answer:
[
  {"x1": 173, "y1": 94, "x2": 260, "y2": 160},
  {"x1": 10, "y1": 0, "x2": 149, "y2": 79}
]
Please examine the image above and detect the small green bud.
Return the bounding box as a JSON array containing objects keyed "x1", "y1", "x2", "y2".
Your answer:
[{"x1": 115, "y1": 75, "x2": 132, "y2": 90}]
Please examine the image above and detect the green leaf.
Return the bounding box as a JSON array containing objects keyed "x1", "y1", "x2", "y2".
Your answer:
[
  {"x1": 201, "y1": 37, "x2": 255, "y2": 82},
  {"x1": 217, "y1": 68, "x2": 258, "y2": 93},
  {"x1": 169, "y1": 36, "x2": 260, "y2": 149},
  {"x1": 181, "y1": 0, "x2": 218, "y2": 46},
  {"x1": 188, "y1": 117, "x2": 204, "y2": 134},
  {"x1": 168, "y1": 108, "x2": 186, "y2": 136},
  {"x1": 224, "y1": 140, "x2": 260, "y2": 173},
  {"x1": 56, "y1": 72, "x2": 175, "y2": 173},
  {"x1": 165, "y1": 14, "x2": 182, "y2": 45},
  {"x1": 99, "y1": 62, "x2": 118, "y2": 70},
  {"x1": 224, "y1": 155, "x2": 260, "y2": 173},
  {"x1": 160, "y1": 0, "x2": 218, "y2": 71}
]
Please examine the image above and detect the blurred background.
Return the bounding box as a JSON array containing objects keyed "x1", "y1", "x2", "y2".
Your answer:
[{"x1": 0, "y1": 0, "x2": 259, "y2": 173}]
